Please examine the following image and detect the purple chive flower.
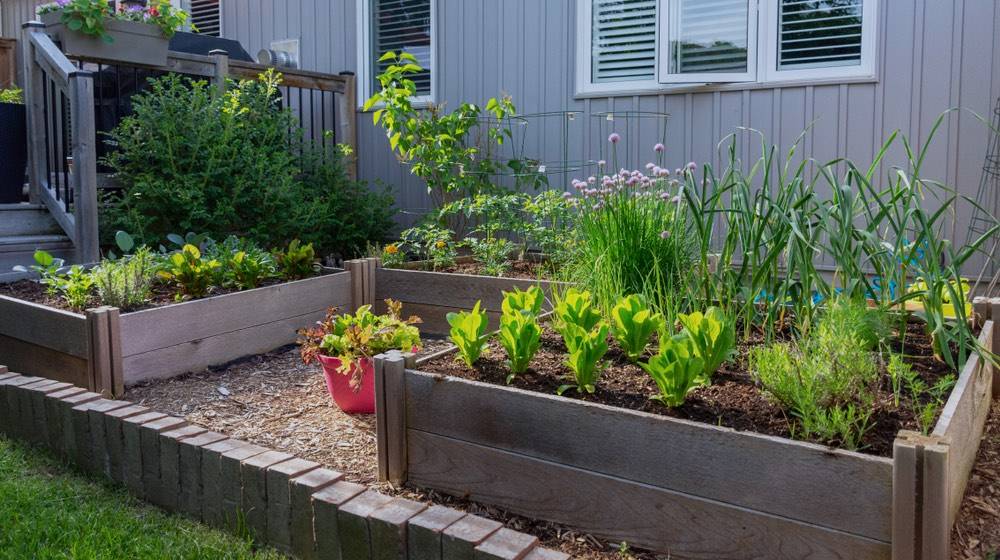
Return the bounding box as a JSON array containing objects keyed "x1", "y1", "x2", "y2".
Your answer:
[
  {"x1": 651, "y1": 166, "x2": 662, "y2": 176},
  {"x1": 597, "y1": 160, "x2": 607, "y2": 168},
  {"x1": 671, "y1": 195, "x2": 682, "y2": 204},
  {"x1": 659, "y1": 192, "x2": 670, "y2": 200},
  {"x1": 687, "y1": 161, "x2": 697, "y2": 171},
  {"x1": 627, "y1": 177, "x2": 639, "y2": 186},
  {"x1": 608, "y1": 132, "x2": 621, "y2": 144},
  {"x1": 658, "y1": 168, "x2": 670, "y2": 177},
  {"x1": 660, "y1": 230, "x2": 671, "y2": 239},
  {"x1": 653, "y1": 143, "x2": 665, "y2": 153},
  {"x1": 562, "y1": 191, "x2": 573, "y2": 199},
  {"x1": 645, "y1": 162, "x2": 656, "y2": 171},
  {"x1": 587, "y1": 176, "x2": 596, "y2": 184},
  {"x1": 675, "y1": 168, "x2": 683, "y2": 176}
]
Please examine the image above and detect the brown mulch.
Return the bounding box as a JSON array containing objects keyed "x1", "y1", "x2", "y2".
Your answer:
[
  {"x1": 126, "y1": 341, "x2": 654, "y2": 559},
  {"x1": 419, "y1": 323, "x2": 954, "y2": 457},
  {"x1": 951, "y1": 399, "x2": 1000, "y2": 560},
  {"x1": 401, "y1": 259, "x2": 555, "y2": 281}
]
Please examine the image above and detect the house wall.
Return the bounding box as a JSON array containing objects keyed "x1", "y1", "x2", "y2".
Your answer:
[
  {"x1": 1, "y1": 0, "x2": 45, "y2": 85},
  {"x1": 219, "y1": 1, "x2": 1000, "y2": 261}
]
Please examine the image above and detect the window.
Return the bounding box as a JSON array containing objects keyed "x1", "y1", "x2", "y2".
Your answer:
[
  {"x1": 357, "y1": 0, "x2": 436, "y2": 106},
  {"x1": 576, "y1": 0, "x2": 877, "y2": 95},
  {"x1": 170, "y1": 0, "x2": 221, "y2": 36}
]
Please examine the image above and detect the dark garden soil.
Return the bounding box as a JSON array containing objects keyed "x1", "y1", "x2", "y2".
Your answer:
[
  {"x1": 951, "y1": 399, "x2": 1000, "y2": 560},
  {"x1": 0, "y1": 273, "x2": 324, "y2": 314},
  {"x1": 397, "y1": 258, "x2": 556, "y2": 280},
  {"x1": 419, "y1": 321, "x2": 956, "y2": 458},
  {"x1": 126, "y1": 340, "x2": 659, "y2": 559}
]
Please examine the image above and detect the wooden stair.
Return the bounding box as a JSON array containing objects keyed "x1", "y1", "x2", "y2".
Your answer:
[{"x1": 0, "y1": 203, "x2": 75, "y2": 283}]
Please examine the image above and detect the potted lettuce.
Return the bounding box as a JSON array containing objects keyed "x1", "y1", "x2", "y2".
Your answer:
[
  {"x1": 298, "y1": 300, "x2": 421, "y2": 414},
  {"x1": 0, "y1": 88, "x2": 26, "y2": 203},
  {"x1": 38, "y1": 0, "x2": 189, "y2": 66}
]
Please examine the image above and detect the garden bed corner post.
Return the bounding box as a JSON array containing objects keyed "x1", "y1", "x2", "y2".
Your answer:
[
  {"x1": 992, "y1": 298, "x2": 1000, "y2": 398},
  {"x1": 345, "y1": 258, "x2": 380, "y2": 311},
  {"x1": 374, "y1": 350, "x2": 412, "y2": 485},
  {"x1": 85, "y1": 306, "x2": 124, "y2": 398}
]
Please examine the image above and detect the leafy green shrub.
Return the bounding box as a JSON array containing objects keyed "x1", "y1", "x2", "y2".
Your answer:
[
  {"x1": 399, "y1": 224, "x2": 457, "y2": 270},
  {"x1": 498, "y1": 309, "x2": 541, "y2": 382},
  {"x1": 226, "y1": 251, "x2": 274, "y2": 290},
  {"x1": 447, "y1": 301, "x2": 491, "y2": 367},
  {"x1": 273, "y1": 239, "x2": 317, "y2": 280},
  {"x1": 611, "y1": 294, "x2": 663, "y2": 362},
  {"x1": 90, "y1": 247, "x2": 158, "y2": 310},
  {"x1": 157, "y1": 244, "x2": 221, "y2": 299},
  {"x1": 467, "y1": 237, "x2": 513, "y2": 277},
  {"x1": 640, "y1": 336, "x2": 705, "y2": 407},
  {"x1": 675, "y1": 307, "x2": 736, "y2": 384},
  {"x1": 101, "y1": 71, "x2": 393, "y2": 258},
  {"x1": 558, "y1": 322, "x2": 609, "y2": 395},
  {"x1": 0, "y1": 87, "x2": 23, "y2": 104},
  {"x1": 59, "y1": 266, "x2": 94, "y2": 311}
]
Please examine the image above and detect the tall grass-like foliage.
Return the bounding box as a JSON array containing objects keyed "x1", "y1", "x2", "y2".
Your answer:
[{"x1": 566, "y1": 137, "x2": 694, "y2": 317}]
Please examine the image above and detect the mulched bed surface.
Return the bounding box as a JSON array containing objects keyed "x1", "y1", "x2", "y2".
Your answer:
[
  {"x1": 951, "y1": 399, "x2": 1000, "y2": 560},
  {"x1": 0, "y1": 274, "x2": 322, "y2": 314},
  {"x1": 420, "y1": 321, "x2": 954, "y2": 457},
  {"x1": 402, "y1": 259, "x2": 555, "y2": 280}
]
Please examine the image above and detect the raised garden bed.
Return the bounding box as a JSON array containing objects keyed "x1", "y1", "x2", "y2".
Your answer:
[
  {"x1": 372, "y1": 295, "x2": 1000, "y2": 559},
  {"x1": 0, "y1": 268, "x2": 352, "y2": 396}
]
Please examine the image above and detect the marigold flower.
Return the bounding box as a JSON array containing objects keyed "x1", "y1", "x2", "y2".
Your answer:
[{"x1": 385, "y1": 244, "x2": 399, "y2": 255}]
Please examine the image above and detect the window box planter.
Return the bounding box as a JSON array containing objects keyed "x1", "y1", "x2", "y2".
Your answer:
[
  {"x1": 0, "y1": 269, "x2": 352, "y2": 396},
  {"x1": 0, "y1": 100, "x2": 27, "y2": 203},
  {"x1": 40, "y1": 11, "x2": 169, "y2": 67},
  {"x1": 371, "y1": 286, "x2": 1000, "y2": 559}
]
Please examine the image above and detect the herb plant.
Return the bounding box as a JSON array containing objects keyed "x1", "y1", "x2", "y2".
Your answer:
[
  {"x1": 59, "y1": 266, "x2": 94, "y2": 311},
  {"x1": 558, "y1": 322, "x2": 609, "y2": 395},
  {"x1": 498, "y1": 308, "x2": 541, "y2": 382},
  {"x1": 90, "y1": 246, "x2": 157, "y2": 310},
  {"x1": 675, "y1": 307, "x2": 735, "y2": 384},
  {"x1": 157, "y1": 244, "x2": 221, "y2": 300},
  {"x1": 447, "y1": 300, "x2": 491, "y2": 367},
  {"x1": 610, "y1": 295, "x2": 663, "y2": 362},
  {"x1": 640, "y1": 336, "x2": 705, "y2": 408},
  {"x1": 467, "y1": 237, "x2": 513, "y2": 277},
  {"x1": 273, "y1": 240, "x2": 317, "y2": 280}
]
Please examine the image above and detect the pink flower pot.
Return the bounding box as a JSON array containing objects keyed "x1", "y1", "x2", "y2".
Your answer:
[{"x1": 317, "y1": 355, "x2": 375, "y2": 414}]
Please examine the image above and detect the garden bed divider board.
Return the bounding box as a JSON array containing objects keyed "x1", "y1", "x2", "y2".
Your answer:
[
  {"x1": 1, "y1": 269, "x2": 355, "y2": 394},
  {"x1": 374, "y1": 323, "x2": 997, "y2": 560},
  {"x1": 0, "y1": 296, "x2": 121, "y2": 396},
  {"x1": 371, "y1": 261, "x2": 566, "y2": 336}
]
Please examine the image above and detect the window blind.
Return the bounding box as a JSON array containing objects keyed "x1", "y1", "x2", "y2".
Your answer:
[
  {"x1": 188, "y1": 0, "x2": 221, "y2": 37},
  {"x1": 372, "y1": 0, "x2": 432, "y2": 95},
  {"x1": 778, "y1": 0, "x2": 863, "y2": 69},
  {"x1": 668, "y1": 0, "x2": 750, "y2": 74},
  {"x1": 591, "y1": 0, "x2": 657, "y2": 83}
]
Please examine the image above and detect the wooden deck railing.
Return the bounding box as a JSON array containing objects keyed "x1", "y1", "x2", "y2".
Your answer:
[{"x1": 19, "y1": 19, "x2": 359, "y2": 265}]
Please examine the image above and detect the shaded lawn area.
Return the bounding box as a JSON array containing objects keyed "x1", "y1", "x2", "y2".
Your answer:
[{"x1": 0, "y1": 436, "x2": 284, "y2": 560}]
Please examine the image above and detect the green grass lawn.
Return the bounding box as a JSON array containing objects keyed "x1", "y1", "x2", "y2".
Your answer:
[{"x1": 0, "y1": 436, "x2": 284, "y2": 559}]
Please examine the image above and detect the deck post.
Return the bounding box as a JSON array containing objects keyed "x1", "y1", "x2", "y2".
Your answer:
[
  {"x1": 21, "y1": 23, "x2": 46, "y2": 205},
  {"x1": 68, "y1": 67, "x2": 99, "y2": 263},
  {"x1": 209, "y1": 49, "x2": 229, "y2": 94}
]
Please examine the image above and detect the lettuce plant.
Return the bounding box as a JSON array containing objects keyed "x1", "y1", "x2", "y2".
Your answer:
[
  {"x1": 447, "y1": 300, "x2": 491, "y2": 367},
  {"x1": 498, "y1": 309, "x2": 541, "y2": 383},
  {"x1": 553, "y1": 288, "x2": 602, "y2": 340},
  {"x1": 227, "y1": 250, "x2": 275, "y2": 290},
  {"x1": 501, "y1": 285, "x2": 544, "y2": 317},
  {"x1": 675, "y1": 306, "x2": 736, "y2": 384},
  {"x1": 640, "y1": 337, "x2": 705, "y2": 407},
  {"x1": 611, "y1": 294, "x2": 663, "y2": 361},
  {"x1": 158, "y1": 244, "x2": 221, "y2": 299},
  {"x1": 558, "y1": 322, "x2": 609, "y2": 395}
]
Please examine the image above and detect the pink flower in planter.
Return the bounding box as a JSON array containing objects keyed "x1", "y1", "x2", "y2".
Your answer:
[{"x1": 608, "y1": 132, "x2": 621, "y2": 144}]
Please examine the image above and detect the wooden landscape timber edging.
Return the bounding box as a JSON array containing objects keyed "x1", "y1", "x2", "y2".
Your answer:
[
  {"x1": 374, "y1": 303, "x2": 999, "y2": 559},
  {"x1": 0, "y1": 268, "x2": 355, "y2": 395},
  {"x1": 0, "y1": 368, "x2": 567, "y2": 560},
  {"x1": 371, "y1": 261, "x2": 566, "y2": 336}
]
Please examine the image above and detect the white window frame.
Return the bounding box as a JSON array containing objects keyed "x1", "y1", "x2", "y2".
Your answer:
[
  {"x1": 356, "y1": 0, "x2": 437, "y2": 109},
  {"x1": 575, "y1": 0, "x2": 878, "y2": 97},
  {"x1": 658, "y1": 0, "x2": 757, "y2": 83},
  {"x1": 170, "y1": 0, "x2": 224, "y2": 35}
]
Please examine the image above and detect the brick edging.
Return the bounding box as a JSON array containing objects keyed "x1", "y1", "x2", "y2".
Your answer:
[{"x1": 0, "y1": 368, "x2": 570, "y2": 560}]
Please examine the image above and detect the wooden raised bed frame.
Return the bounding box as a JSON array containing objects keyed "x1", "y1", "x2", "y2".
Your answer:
[
  {"x1": 0, "y1": 267, "x2": 355, "y2": 396},
  {"x1": 371, "y1": 266, "x2": 1000, "y2": 560}
]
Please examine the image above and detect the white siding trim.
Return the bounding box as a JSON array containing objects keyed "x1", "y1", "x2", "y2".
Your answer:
[{"x1": 356, "y1": 0, "x2": 437, "y2": 109}]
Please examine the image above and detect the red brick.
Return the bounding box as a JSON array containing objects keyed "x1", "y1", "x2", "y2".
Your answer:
[
  {"x1": 290, "y1": 468, "x2": 344, "y2": 560},
  {"x1": 408, "y1": 506, "x2": 467, "y2": 560},
  {"x1": 522, "y1": 548, "x2": 570, "y2": 560},
  {"x1": 473, "y1": 528, "x2": 538, "y2": 560},
  {"x1": 370, "y1": 497, "x2": 428, "y2": 560},
  {"x1": 441, "y1": 516, "x2": 503, "y2": 560}
]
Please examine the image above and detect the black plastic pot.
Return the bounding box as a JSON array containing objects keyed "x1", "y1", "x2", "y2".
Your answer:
[{"x1": 0, "y1": 101, "x2": 27, "y2": 203}]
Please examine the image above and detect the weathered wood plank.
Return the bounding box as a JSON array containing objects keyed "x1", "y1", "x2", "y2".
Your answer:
[
  {"x1": 118, "y1": 271, "x2": 350, "y2": 357},
  {"x1": 0, "y1": 296, "x2": 88, "y2": 357},
  {"x1": 374, "y1": 355, "x2": 389, "y2": 481},
  {"x1": 403, "y1": 370, "x2": 892, "y2": 541},
  {"x1": 407, "y1": 430, "x2": 890, "y2": 560},
  {"x1": 121, "y1": 312, "x2": 331, "y2": 385},
  {"x1": 891, "y1": 435, "x2": 919, "y2": 560},
  {"x1": 0, "y1": 333, "x2": 89, "y2": 387},
  {"x1": 921, "y1": 442, "x2": 950, "y2": 559},
  {"x1": 228, "y1": 60, "x2": 349, "y2": 93},
  {"x1": 932, "y1": 322, "x2": 995, "y2": 525},
  {"x1": 383, "y1": 352, "x2": 407, "y2": 485},
  {"x1": 374, "y1": 269, "x2": 563, "y2": 313},
  {"x1": 68, "y1": 66, "x2": 99, "y2": 263}
]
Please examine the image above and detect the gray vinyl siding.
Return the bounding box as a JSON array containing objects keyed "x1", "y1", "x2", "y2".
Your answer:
[{"x1": 219, "y1": 1, "x2": 1000, "y2": 249}]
